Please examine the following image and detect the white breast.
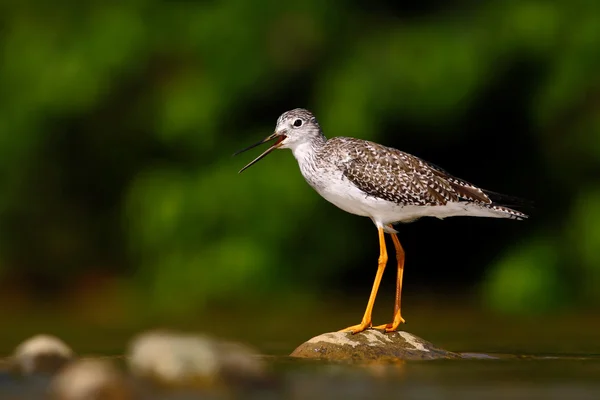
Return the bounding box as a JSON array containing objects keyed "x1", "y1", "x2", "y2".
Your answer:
[{"x1": 289, "y1": 141, "x2": 511, "y2": 229}]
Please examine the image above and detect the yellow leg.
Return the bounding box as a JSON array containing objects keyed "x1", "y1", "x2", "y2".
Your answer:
[
  {"x1": 339, "y1": 227, "x2": 388, "y2": 334},
  {"x1": 373, "y1": 228, "x2": 406, "y2": 332}
]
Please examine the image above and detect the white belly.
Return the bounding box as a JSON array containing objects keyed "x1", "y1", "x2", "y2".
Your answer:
[
  {"x1": 302, "y1": 168, "x2": 511, "y2": 228},
  {"x1": 303, "y1": 168, "x2": 407, "y2": 223},
  {"x1": 290, "y1": 143, "x2": 511, "y2": 230}
]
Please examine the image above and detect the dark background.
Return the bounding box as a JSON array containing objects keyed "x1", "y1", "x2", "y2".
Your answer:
[{"x1": 0, "y1": 1, "x2": 598, "y2": 350}]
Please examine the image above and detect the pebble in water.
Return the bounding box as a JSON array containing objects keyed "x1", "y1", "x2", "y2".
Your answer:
[
  {"x1": 127, "y1": 330, "x2": 267, "y2": 390},
  {"x1": 13, "y1": 334, "x2": 75, "y2": 375},
  {"x1": 49, "y1": 359, "x2": 133, "y2": 400}
]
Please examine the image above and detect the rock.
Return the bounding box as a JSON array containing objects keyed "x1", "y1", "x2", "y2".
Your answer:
[
  {"x1": 290, "y1": 330, "x2": 459, "y2": 361},
  {"x1": 13, "y1": 334, "x2": 75, "y2": 375},
  {"x1": 49, "y1": 359, "x2": 133, "y2": 400},
  {"x1": 214, "y1": 340, "x2": 269, "y2": 386},
  {"x1": 126, "y1": 330, "x2": 267, "y2": 389}
]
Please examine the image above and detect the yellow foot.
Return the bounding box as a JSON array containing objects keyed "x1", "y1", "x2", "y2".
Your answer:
[
  {"x1": 373, "y1": 315, "x2": 406, "y2": 333},
  {"x1": 338, "y1": 321, "x2": 372, "y2": 334}
]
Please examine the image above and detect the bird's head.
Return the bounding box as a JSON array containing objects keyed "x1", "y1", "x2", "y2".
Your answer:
[{"x1": 235, "y1": 108, "x2": 322, "y2": 173}]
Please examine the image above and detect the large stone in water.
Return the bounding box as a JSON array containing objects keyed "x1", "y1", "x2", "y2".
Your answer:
[
  {"x1": 127, "y1": 330, "x2": 268, "y2": 389},
  {"x1": 290, "y1": 330, "x2": 459, "y2": 361}
]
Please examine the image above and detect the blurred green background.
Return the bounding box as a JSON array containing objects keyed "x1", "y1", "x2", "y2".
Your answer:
[{"x1": 1, "y1": 0, "x2": 599, "y2": 353}]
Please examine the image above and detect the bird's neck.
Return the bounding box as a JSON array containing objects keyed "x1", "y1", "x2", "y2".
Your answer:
[{"x1": 290, "y1": 135, "x2": 327, "y2": 166}]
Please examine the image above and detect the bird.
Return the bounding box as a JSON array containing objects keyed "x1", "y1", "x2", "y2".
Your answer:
[{"x1": 235, "y1": 108, "x2": 527, "y2": 334}]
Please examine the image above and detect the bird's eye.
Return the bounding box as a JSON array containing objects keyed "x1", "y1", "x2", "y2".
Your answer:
[{"x1": 293, "y1": 119, "x2": 303, "y2": 127}]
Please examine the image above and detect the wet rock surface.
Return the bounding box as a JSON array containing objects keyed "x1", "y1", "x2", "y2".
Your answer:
[{"x1": 290, "y1": 330, "x2": 460, "y2": 361}]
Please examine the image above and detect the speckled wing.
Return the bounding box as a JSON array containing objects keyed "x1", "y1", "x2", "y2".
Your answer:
[{"x1": 336, "y1": 138, "x2": 491, "y2": 206}]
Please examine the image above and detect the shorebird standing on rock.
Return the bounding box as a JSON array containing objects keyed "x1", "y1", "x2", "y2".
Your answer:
[{"x1": 236, "y1": 108, "x2": 527, "y2": 334}]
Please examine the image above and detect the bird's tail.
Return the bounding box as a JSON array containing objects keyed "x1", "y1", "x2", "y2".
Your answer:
[{"x1": 483, "y1": 189, "x2": 532, "y2": 220}]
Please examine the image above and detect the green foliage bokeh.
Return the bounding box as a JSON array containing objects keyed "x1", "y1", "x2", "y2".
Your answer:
[{"x1": 1, "y1": 0, "x2": 599, "y2": 316}]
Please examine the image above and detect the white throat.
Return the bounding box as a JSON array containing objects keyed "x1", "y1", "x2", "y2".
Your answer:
[{"x1": 290, "y1": 140, "x2": 319, "y2": 165}]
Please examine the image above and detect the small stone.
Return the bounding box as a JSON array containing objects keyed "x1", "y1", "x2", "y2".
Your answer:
[
  {"x1": 13, "y1": 334, "x2": 75, "y2": 375},
  {"x1": 214, "y1": 340, "x2": 269, "y2": 386},
  {"x1": 49, "y1": 359, "x2": 132, "y2": 400},
  {"x1": 127, "y1": 330, "x2": 267, "y2": 389},
  {"x1": 290, "y1": 330, "x2": 459, "y2": 361}
]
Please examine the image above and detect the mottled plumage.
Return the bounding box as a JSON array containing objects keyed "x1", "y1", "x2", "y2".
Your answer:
[
  {"x1": 328, "y1": 137, "x2": 526, "y2": 219},
  {"x1": 236, "y1": 108, "x2": 528, "y2": 334},
  {"x1": 263, "y1": 109, "x2": 528, "y2": 228}
]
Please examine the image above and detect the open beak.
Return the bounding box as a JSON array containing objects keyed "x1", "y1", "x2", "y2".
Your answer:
[{"x1": 234, "y1": 132, "x2": 286, "y2": 173}]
